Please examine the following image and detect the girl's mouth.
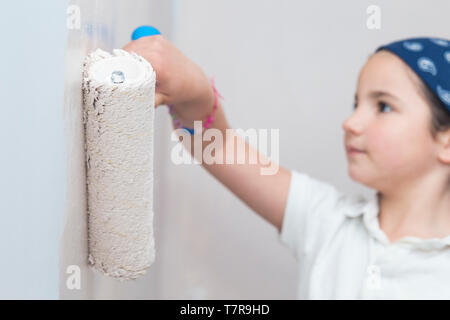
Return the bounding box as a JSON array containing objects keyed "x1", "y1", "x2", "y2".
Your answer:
[{"x1": 346, "y1": 145, "x2": 366, "y2": 155}]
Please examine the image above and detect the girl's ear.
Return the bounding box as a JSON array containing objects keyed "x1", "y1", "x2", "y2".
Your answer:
[{"x1": 437, "y1": 129, "x2": 450, "y2": 164}]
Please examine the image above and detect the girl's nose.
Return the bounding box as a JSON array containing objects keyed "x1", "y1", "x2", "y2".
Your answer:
[{"x1": 342, "y1": 113, "x2": 364, "y2": 135}]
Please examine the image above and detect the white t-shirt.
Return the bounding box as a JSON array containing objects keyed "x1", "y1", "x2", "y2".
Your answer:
[{"x1": 278, "y1": 170, "x2": 450, "y2": 299}]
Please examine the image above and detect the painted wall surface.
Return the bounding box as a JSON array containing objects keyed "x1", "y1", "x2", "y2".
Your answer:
[
  {"x1": 60, "y1": 0, "x2": 173, "y2": 299},
  {"x1": 0, "y1": 1, "x2": 68, "y2": 299}
]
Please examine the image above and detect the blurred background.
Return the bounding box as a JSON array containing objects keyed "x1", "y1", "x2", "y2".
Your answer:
[{"x1": 0, "y1": 0, "x2": 449, "y2": 299}]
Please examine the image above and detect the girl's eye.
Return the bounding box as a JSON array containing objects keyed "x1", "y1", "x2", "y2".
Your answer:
[
  {"x1": 378, "y1": 101, "x2": 393, "y2": 113},
  {"x1": 352, "y1": 100, "x2": 393, "y2": 113}
]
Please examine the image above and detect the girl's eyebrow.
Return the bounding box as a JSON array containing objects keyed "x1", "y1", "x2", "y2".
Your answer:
[{"x1": 355, "y1": 91, "x2": 400, "y2": 101}]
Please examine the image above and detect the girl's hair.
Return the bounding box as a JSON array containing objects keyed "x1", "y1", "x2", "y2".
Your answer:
[{"x1": 417, "y1": 79, "x2": 450, "y2": 139}]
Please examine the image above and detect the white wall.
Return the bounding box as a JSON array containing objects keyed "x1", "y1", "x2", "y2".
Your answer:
[
  {"x1": 59, "y1": 0, "x2": 174, "y2": 299},
  {"x1": 0, "y1": 0, "x2": 68, "y2": 299},
  {"x1": 161, "y1": 0, "x2": 450, "y2": 299}
]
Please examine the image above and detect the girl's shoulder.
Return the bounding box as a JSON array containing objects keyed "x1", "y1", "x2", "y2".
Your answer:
[{"x1": 281, "y1": 170, "x2": 374, "y2": 258}]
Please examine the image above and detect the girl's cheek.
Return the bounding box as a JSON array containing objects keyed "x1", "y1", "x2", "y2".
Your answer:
[
  {"x1": 367, "y1": 126, "x2": 410, "y2": 170},
  {"x1": 368, "y1": 122, "x2": 433, "y2": 174}
]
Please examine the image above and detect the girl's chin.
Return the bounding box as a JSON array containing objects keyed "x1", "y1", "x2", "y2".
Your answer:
[{"x1": 347, "y1": 165, "x2": 369, "y2": 183}]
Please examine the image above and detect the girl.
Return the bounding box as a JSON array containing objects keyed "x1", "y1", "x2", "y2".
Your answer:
[{"x1": 123, "y1": 36, "x2": 450, "y2": 299}]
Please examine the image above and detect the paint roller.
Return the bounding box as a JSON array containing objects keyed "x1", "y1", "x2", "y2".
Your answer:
[{"x1": 82, "y1": 26, "x2": 160, "y2": 280}]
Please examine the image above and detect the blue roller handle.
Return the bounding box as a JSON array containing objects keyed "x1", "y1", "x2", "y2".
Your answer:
[{"x1": 131, "y1": 25, "x2": 161, "y2": 40}]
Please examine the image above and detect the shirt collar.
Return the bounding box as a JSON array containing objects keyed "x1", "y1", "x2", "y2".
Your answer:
[{"x1": 344, "y1": 191, "x2": 450, "y2": 250}]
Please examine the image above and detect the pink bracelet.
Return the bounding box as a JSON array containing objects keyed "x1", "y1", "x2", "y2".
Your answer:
[{"x1": 168, "y1": 76, "x2": 224, "y2": 134}]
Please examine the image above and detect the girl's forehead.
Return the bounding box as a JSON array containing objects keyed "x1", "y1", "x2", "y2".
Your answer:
[{"x1": 357, "y1": 51, "x2": 418, "y2": 96}]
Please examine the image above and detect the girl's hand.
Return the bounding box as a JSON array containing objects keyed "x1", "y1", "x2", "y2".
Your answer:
[{"x1": 122, "y1": 35, "x2": 215, "y2": 122}]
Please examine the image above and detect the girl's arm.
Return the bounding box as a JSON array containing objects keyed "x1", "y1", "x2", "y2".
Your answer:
[
  {"x1": 123, "y1": 35, "x2": 291, "y2": 232},
  {"x1": 181, "y1": 99, "x2": 291, "y2": 232}
]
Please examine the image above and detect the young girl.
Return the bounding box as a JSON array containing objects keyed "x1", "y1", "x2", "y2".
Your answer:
[{"x1": 123, "y1": 36, "x2": 450, "y2": 299}]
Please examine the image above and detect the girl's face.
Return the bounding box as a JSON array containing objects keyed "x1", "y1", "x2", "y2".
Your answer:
[{"x1": 342, "y1": 51, "x2": 438, "y2": 193}]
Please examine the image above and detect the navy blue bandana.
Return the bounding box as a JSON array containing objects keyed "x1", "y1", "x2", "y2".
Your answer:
[{"x1": 375, "y1": 37, "x2": 450, "y2": 113}]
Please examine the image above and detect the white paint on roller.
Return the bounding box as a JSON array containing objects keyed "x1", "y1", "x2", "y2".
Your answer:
[{"x1": 82, "y1": 48, "x2": 156, "y2": 280}]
